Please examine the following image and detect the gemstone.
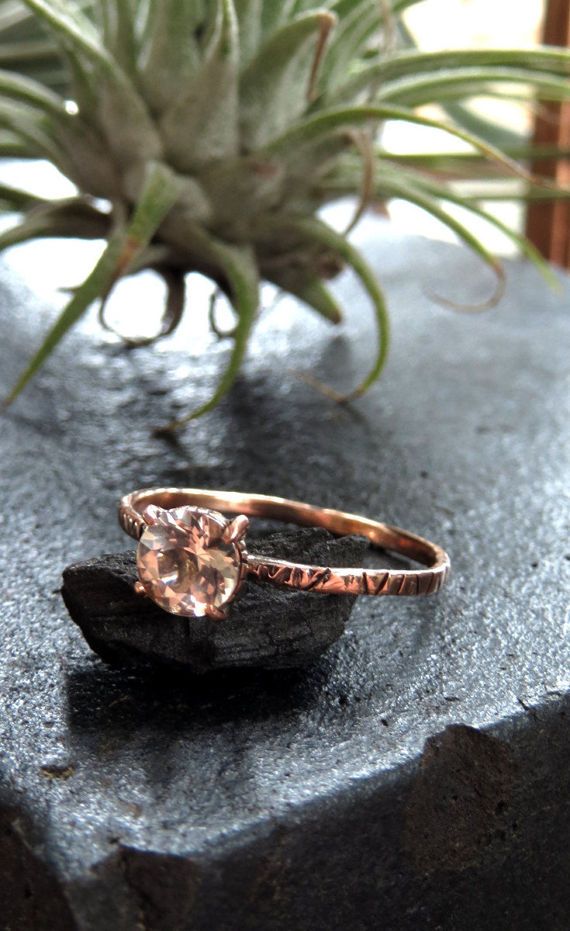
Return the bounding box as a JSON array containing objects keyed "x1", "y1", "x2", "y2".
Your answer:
[{"x1": 136, "y1": 507, "x2": 242, "y2": 617}]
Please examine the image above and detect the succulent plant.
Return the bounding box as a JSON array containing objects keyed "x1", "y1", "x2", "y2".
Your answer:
[{"x1": 1, "y1": 0, "x2": 569, "y2": 426}]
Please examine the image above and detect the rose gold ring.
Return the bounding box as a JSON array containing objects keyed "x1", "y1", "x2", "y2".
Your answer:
[{"x1": 118, "y1": 488, "x2": 451, "y2": 621}]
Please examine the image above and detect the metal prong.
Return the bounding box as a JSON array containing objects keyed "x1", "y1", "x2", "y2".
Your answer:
[
  {"x1": 142, "y1": 504, "x2": 163, "y2": 525},
  {"x1": 134, "y1": 581, "x2": 146, "y2": 596},
  {"x1": 222, "y1": 515, "x2": 249, "y2": 544},
  {"x1": 204, "y1": 604, "x2": 229, "y2": 622}
]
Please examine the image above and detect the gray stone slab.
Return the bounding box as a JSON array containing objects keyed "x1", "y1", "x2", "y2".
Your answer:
[{"x1": 0, "y1": 219, "x2": 569, "y2": 930}]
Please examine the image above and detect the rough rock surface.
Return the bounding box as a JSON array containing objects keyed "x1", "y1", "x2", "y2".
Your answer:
[
  {"x1": 61, "y1": 530, "x2": 368, "y2": 672},
  {"x1": 1, "y1": 221, "x2": 569, "y2": 930}
]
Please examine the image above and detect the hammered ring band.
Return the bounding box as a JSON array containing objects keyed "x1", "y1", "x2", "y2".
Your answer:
[{"x1": 118, "y1": 488, "x2": 451, "y2": 620}]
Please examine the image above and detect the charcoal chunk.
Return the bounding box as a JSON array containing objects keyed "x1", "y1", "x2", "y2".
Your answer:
[{"x1": 62, "y1": 529, "x2": 368, "y2": 672}]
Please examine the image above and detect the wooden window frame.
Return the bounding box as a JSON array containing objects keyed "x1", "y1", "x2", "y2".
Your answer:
[{"x1": 525, "y1": 0, "x2": 570, "y2": 268}]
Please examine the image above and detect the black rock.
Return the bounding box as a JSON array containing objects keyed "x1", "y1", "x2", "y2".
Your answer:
[
  {"x1": 1, "y1": 222, "x2": 569, "y2": 930},
  {"x1": 61, "y1": 529, "x2": 369, "y2": 672}
]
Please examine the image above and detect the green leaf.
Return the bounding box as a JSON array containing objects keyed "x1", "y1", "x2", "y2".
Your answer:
[
  {"x1": 20, "y1": 0, "x2": 110, "y2": 71},
  {"x1": 0, "y1": 198, "x2": 111, "y2": 249},
  {"x1": 378, "y1": 67, "x2": 570, "y2": 107},
  {"x1": 160, "y1": 0, "x2": 239, "y2": 171},
  {"x1": 4, "y1": 236, "x2": 128, "y2": 406},
  {"x1": 295, "y1": 277, "x2": 343, "y2": 323},
  {"x1": 0, "y1": 11, "x2": 67, "y2": 90},
  {"x1": 234, "y1": 0, "x2": 262, "y2": 65},
  {"x1": 4, "y1": 161, "x2": 180, "y2": 407},
  {"x1": 240, "y1": 9, "x2": 337, "y2": 150},
  {"x1": 265, "y1": 103, "x2": 543, "y2": 190},
  {"x1": 0, "y1": 179, "x2": 47, "y2": 211},
  {"x1": 139, "y1": 0, "x2": 205, "y2": 112},
  {"x1": 20, "y1": 0, "x2": 162, "y2": 169},
  {"x1": 463, "y1": 183, "x2": 570, "y2": 203},
  {"x1": 269, "y1": 269, "x2": 343, "y2": 323},
  {"x1": 391, "y1": 0, "x2": 427, "y2": 12},
  {"x1": 0, "y1": 99, "x2": 67, "y2": 164},
  {"x1": 388, "y1": 165, "x2": 558, "y2": 285},
  {"x1": 0, "y1": 39, "x2": 60, "y2": 71},
  {"x1": 389, "y1": 144, "x2": 570, "y2": 171},
  {"x1": 99, "y1": 0, "x2": 138, "y2": 76},
  {"x1": 100, "y1": 266, "x2": 187, "y2": 347},
  {"x1": 161, "y1": 240, "x2": 260, "y2": 429},
  {"x1": 330, "y1": 0, "x2": 374, "y2": 14},
  {"x1": 324, "y1": 153, "x2": 544, "y2": 286},
  {"x1": 261, "y1": 0, "x2": 298, "y2": 36},
  {"x1": 439, "y1": 102, "x2": 524, "y2": 151},
  {"x1": 0, "y1": 93, "x2": 120, "y2": 200},
  {"x1": 150, "y1": 268, "x2": 187, "y2": 343},
  {"x1": 0, "y1": 127, "x2": 37, "y2": 157},
  {"x1": 275, "y1": 215, "x2": 390, "y2": 400},
  {"x1": 292, "y1": 0, "x2": 337, "y2": 13},
  {"x1": 375, "y1": 164, "x2": 504, "y2": 277},
  {"x1": 319, "y1": 0, "x2": 380, "y2": 91},
  {"x1": 0, "y1": 212, "x2": 54, "y2": 249},
  {"x1": 0, "y1": 66, "x2": 65, "y2": 116},
  {"x1": 331, "y1": 46, "x2": 570, "y2": 103},
  {"x1": 115, "y1": 161, "x2": 181, "y2": 268}
]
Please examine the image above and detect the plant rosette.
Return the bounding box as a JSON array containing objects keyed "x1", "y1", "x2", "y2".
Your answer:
[{"x1": 0, "y1": 0, "x2": 568, "y2": 427}]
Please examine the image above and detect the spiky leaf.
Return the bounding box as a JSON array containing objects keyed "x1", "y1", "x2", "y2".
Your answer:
[{"x1": 0, "y1": 0, "x2": 568, "y2": 426}]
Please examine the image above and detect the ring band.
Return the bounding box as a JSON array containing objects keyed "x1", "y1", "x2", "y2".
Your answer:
[{"x1": 118, "y1": 488, "x2": 450, "y2": 620}]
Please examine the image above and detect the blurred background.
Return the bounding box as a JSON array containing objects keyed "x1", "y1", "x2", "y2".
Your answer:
[
  {"x1": 0, "y1": 0, "x2": 567, "y2": 346},
  {"x1": 390, "y1": 0, "x2": 547, "y2": 254}
]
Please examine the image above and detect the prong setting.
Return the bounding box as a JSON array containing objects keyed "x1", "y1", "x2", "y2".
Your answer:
[
  {"x1": 142, "y1": 504, "x2": 164, "y2": 525},
  {"x1": 222, "y1": 515, "x2": 250, "y2": 544},
  {"x1": 204, "y1": 604, "x2": 229, "y2": 622},
  {"x1": 135, "y1": 505, "x2": 246, "y2": 620}
]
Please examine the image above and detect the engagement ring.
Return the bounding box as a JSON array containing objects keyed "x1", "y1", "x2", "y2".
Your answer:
[{"x1": 118, "y1": 489, "x2": 451, "y2": 620}]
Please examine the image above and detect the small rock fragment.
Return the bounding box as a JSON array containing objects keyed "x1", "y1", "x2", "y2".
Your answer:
[{"x1": 62, "y1": 529, "x2": 368, "y2": 673}]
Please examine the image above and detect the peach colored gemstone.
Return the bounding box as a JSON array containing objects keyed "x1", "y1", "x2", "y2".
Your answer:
[{"x1": 136, "y1": 507, "x2": 241, "y2": 617}]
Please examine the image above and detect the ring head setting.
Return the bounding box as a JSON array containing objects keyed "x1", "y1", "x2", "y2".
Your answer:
[{"x1": 136, "y1": 506, "x2": 247, "y2": 619}]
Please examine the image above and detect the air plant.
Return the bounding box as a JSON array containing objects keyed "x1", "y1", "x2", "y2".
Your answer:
[{"x1": 0, "y1": 0, "x2": 569, "y2": 427}]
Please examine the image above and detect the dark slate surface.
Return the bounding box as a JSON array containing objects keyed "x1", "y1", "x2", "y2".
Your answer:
[
  {"x1": 61, "y1": 531, "x2": 368, "y2": 672},
  {"x1": 1, "y1": 219, "x2": 569, "y2": 930}
]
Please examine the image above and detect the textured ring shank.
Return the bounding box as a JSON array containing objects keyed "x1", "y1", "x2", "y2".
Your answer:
[{"x1": 118, "y1": 488, "x2": 450, "y2": 597}]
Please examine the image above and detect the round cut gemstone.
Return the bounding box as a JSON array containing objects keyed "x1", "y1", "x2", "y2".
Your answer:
[{"x1": 136, "y1": 507, "x2": 242, "y2": 617}]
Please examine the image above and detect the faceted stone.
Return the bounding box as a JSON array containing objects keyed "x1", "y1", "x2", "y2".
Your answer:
[{"x1": 136, "y1": 506, "x2": 242, "y2": 617}]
